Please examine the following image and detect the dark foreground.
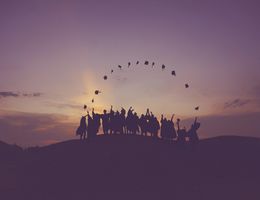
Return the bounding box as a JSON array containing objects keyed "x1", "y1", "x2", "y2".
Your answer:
[{"x1": 1, "y1": 135, "x2": 260, "y2": 200}]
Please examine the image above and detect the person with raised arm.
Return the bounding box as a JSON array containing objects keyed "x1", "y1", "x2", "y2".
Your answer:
[
  {"x1": 188, "y1": 117, "x2": 200, "y2": 144},
  {"x1": 176, "y1": 118, "x2": 186, "y2": 144},
  {"x1": 109, "y1": 105, "x2": 115, "y2": 134},
  {"x1": 76, "y1": 114, "x2": 88, "y2": 140}
]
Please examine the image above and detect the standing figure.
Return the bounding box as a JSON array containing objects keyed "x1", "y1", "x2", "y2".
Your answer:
[
  {"x1": 92, "y1": 108, "x2": 101, "y2": 136},
  {"x1": 188, "y1": 117, "x2": 200, "y2": 144},
  {"x1": 76, "y1": 115, "x2": 87, "y2": 140},
  {"x1": 176, "y1": 118, "x2": 186, "y2": 145},
  {"x1": 120, "y1": 108, "x2": 126, "y2": 134},
  {"x1": 87, "y1": 111, "x2": 94, "y2": 139},
  {"x1": 150, "y1": 114, "x2": 160, "y2": 138},
  {"x1": 168, "y1": 114, "x2": 177, "y2": 142},
  {"x1": 139, "y1": 114, "x2": 147, "y2": 136},
  {"x1": 109, "y1": 106, "x2": 115, "y2": 134},
  {"x1": 101, "y1": 109, "x2": 109, "y2": 135},
  {"x1": 160, "y1": 114, "x2": 167, "y2": 139}
]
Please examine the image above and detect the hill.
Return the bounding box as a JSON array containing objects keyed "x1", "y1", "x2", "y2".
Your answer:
[
  {"x1": 0, "y1": 140, "x2": 22, "y2": 159},
  {"x1": 1, "y1": 135, "x2": 260, "y2": 200}
]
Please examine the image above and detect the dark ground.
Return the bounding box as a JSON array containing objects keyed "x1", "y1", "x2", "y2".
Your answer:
[{"x1": 1, "y1": 135, "x2": 260, "y2": 200}]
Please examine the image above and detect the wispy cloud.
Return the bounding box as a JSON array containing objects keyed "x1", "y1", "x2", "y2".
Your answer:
[
  {"x1": 47, "y1": 102, "x2": 82, "y2": 110},
  {"x1": 22, "y1": 92, "x2": 42, "y2": 97},
  {"x1": 113, "y1": 75, "x2": 128, "y2": 85},
  {"x1": 0, "y1": 92, "x2": 19, "y2": 98},
  {"x1": 0, "y1": 91, "x2": 43, "y2": 98},
  {"x1": 224, "y1": 98, "x2": 251, "y2": 109}
]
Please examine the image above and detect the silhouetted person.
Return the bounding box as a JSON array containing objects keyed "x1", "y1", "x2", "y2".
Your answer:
[
  {"x1": 92, "y1": 108, "x2": 101, "y2": 136},
  {"x1": 188, "y1": 117, "x2": 200, "y2": 144},
  {"x1": 76, "y1": 115, "x2": 87, "y2": 140},
  {"x1": 149, "y1": 114, "x2": 160, "y2": 138},
  {"x1": 139, "y1": 114, "x2": 148, "y2": 136},
  {"x1": 132, "y1": 112, "x2": 139, "y2": 135},
  {"x1": 160, "y1": 114, "x2": 176, "y2": 142},
  {"x1": 168, "y1": 114, "x2": 177, "y2": 141},
  {"x1": 126, "y1": 107, "x2": 134, "y2": 134},
  {"x1": 101, "y1": 109, "x2": 109, "y2": 135},
  {"x1": 176, "y1": 118, "x2": 186, "y2": 145},
  {"x1": 160, "y1": 114, "x2": 167, "y2": 139},
  {"x1": 145, "y1": 109, "x2": 151, "y2": 136},
  {"x1": 87, "y1": 111, "x2": 94, "y2": 139},
  {"x1": 120, "y1": 108, "x2": 126, "y2": 134},
  {"x1": 109, "y1": 106, "x2": 115, "y2": 134},
  {"x1": 114, "y1": 111, "x2": 124, "y2": 134}
]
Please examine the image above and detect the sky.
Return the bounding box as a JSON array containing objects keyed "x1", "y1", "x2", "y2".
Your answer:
[{"x1": 0, "y1": 0, "x2": 259, "y2": 146}]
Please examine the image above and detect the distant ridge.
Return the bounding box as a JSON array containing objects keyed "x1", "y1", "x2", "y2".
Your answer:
[{"x1": 0, "y1": 140, "x2": 22, "y2": 158}]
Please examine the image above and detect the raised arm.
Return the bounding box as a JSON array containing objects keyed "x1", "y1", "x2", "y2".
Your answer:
[
  {"x1": 146, "y1": 108, "x2": 150, "y2": 116},
  {"x1": 171, "y1": 114, "x2": 175, "y2": 121},
  {"x1": 194, "y1": 117, "x2": 198, "y2": 124}
]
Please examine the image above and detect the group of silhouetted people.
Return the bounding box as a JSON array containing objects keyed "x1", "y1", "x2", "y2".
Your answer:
[{"x1": 76, "y1": 106, "x2": 200, "y2": 144}]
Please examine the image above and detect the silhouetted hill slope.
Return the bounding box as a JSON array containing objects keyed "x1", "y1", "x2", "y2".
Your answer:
[
  {"x1": 0, "y1": 140, "x2": 22, "y2": 152},
  {"x1": 0, "y1": 140, "x2": 22, "y2": 159},
  {"x1": 1, "y1": 135, "x2": 260, "y2": 200}
]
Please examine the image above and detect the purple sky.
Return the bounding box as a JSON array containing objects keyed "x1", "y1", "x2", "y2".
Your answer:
[{"x1": 0, "y1": 0, "x2": 259, "y2": 146}]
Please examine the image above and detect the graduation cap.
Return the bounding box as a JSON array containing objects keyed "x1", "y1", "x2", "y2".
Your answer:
[
  {"x1": 128, "y1": 62, "x2": 131, "y2": 67},
  {"x1": 144, "y1": 61, "x2": 149, "y2": 65},
  {"x1": 118, "y1": 65, "x2": 122, "y2": 69},
  {"x1": 195, "y1": 106, "x2": 199, "y2": 111},
  {"x1": 152, "y1": 62, "x2": 155, "y2": 67},
  {"x1": 94, "y1": 90, "x2": 101, "y2": 95},
  {"x1": 162, "y1": 64, "x2": 166, "y2": 70},
  {"x1": 185, "y1": 84, "x2": 189, "y2": 88},
  {"x1": 91, "y1": 99, "x2": 94, "y2": 103},
  {"x1": 111, "y1": 69, "x2": 114, "y2": 74},
  {"x1": 103, "y1": 75, "x2": 108, "y2": 80},
  {"x1": 84, "y1": 105, "x2": 87, "y2": 110},
  {"x1": 171, "y1": 70, "x2": 176, "y2": 76},
  {"x1": 136, "y1": 61, "x2": 139, "y2": 65}
]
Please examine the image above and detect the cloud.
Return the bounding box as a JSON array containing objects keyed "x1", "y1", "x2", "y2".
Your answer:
[
  {"x1": 47, "y1": 102, "x2": 82, "y2": 110},
  {"x1": 0, "y1": 91, "x2": 43, "y2": 98},
  {"x1": 113, "y1": 75, "x2": 128, "y2": 85},
  {"x1": 0, "y1": 110, "x2": 76, "y2": 147},
  {"x1": 22, "y1": 92, "x2": 43, "y2": 97},
  {"x1": 0, "y1": 92, "x2": 19, "y2": 98},
  {"x1": 224, "y1": 98, "x2": 251, "y2": 109}
]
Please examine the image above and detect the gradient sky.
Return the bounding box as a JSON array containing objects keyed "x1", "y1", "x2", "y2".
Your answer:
[{"x1": 0, "y1": 0, "x2": 259, "y2": 146}]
